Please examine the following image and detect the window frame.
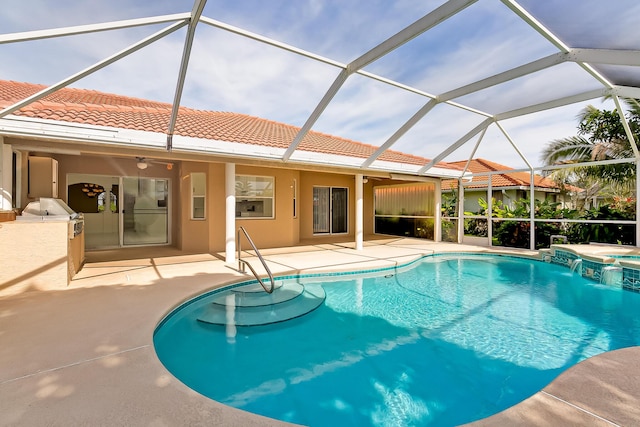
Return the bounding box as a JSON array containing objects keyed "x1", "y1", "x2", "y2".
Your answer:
[
  {"x1": 312, "y1": 186, "x2": 348, "y2": 235},
  {"x1": 235, "y1": 174, "x2": 275, "y2": 219},
  {"x1": 190, "y1": 172, "x2": 206, "y2": 220}
]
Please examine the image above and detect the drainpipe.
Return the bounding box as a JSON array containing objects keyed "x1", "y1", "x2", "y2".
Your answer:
[
  {"x1": 225, "y1": 163, "x2": 236, "y2": 264},
  {"x1": 355, "y1": 174, "x2": 363, "y2": 250}
]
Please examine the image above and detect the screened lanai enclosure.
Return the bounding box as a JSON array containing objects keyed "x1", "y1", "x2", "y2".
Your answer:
[{"x1": 1, "y1": 0, "x2": 640, "y2": 250}]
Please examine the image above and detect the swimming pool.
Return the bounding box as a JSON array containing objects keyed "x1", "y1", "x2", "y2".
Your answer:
[{"x1": 153, "y1": 254, "x2": 640, "y2": 426}]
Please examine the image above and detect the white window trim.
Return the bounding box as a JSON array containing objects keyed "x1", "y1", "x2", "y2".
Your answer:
[
  {"x1": 235, "y1": 174, "x2": 275, "y2": 220},
  {"x1": 191, "y1": 172, "x2": 206, "y2": 220},
  {"x1": 312, "y1": 185, "x2": 349, "y2": 235}
]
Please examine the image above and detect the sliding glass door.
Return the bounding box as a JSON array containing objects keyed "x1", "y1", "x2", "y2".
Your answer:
[
  {"x1": 68, "y1": 174, "x2": 169, "y2": 247},
  {"x1": 313, "y1": 187, "x2": 347, "y2": 234},
  {"x1": 123, "y1": 177, "x2": 169, "y2": 245}
]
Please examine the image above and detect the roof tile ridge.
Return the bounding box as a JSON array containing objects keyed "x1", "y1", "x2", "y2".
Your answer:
[
  {"x1": 501, "y1": 171, "x2": 527, "y2": 186},
  {"x1": 58, "y1": 85, "x2": 174, "y2": 108},
  {"x1": 476, "y1": 158, "x2": 511, "y2": 172},
  {"x1": 1, "y1": 80, "x2": 175, "y2": 112},
  {"x1": 3, "y1": 79, "x2": 47, "y2": 91},
  {"x1": 475, "y1": 158, "x2": 525, "y2": 185},
  {"x1": 445, "y1": 160, "x2": 466, "y2": 167},
  {"x1": 440, "y1": 162, "x2": 464, "y2": 171}
]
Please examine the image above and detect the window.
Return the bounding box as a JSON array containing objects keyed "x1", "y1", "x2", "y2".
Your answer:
[
  {"x1": 68, "y1": 182, "x2": 106, "y2": 213},
  {"x1": 97, "y1": 187, "x2": 118, "y2": 213},
  {"x1": 313, "y1": 187, "x2": 347, "y2": 234},
  {"x1": 236, "y1": 175, "x2": 274, "y2": 218},
  {"x1": 191, "y1": 172, "x2": 206, "y2": 219}
]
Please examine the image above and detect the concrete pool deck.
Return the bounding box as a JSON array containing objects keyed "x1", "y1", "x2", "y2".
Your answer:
[{"x1": 1, "y1": 238, "x2": 639, "y2": 426}]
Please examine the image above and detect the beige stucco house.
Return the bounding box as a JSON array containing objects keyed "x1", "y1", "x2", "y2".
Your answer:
[{"x1": 0, "y1": 80, "x2": 464, "y2": 291}]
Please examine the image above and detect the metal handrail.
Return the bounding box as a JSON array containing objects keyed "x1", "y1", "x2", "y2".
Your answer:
[{"x1": 237, "y1": 226, "x2": 275, "y2": 294}]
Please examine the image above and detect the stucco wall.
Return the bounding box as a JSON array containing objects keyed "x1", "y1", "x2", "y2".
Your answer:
[
  {"x1": 178, "y1": 162, "x2": 211, "y2": 253},
  {"x1": 0, "y1": 221, "x2": 69, "y2": 296}
]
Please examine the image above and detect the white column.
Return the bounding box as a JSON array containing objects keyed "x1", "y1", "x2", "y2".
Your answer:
[
  {"x1": 0, "y1": 138, "x2": 12, "y2": 211},
  {"x1": 434, "y1": 179, "x2": 442, "y2": 242},
  {"x1": 487, "y1": 174, "x2": 493, "y2": 247},
  {"x1": 457, "y1": 179, "x2": 464, "y2": 244},
  {"x1": 355, "y1": 174, "x2": 364, "y2": 250},
  {"x1": 225, "y1": 163, "x2": 236, "y2": 264},
  {"x1": 530, "y1": 169, "x2": 535, "y2": 250},
  {"x1": 637, "y1": 160, "x2": 640, "y2": 247}
]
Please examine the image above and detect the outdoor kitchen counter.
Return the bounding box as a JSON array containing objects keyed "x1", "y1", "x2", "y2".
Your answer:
[{"x1": 0, "y1": 219, "x2": 85, "y2": 297}]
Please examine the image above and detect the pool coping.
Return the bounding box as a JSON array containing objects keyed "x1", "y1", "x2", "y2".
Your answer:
[{"x1": 1, "y1": 239, "x2": 639, "y2": 426}]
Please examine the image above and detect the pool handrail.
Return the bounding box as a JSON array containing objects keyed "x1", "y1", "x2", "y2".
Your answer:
[{"x1": 237, "y1": 226, "x2": 275, "y2": 294}]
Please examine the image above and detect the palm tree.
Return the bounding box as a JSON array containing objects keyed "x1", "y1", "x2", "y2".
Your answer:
[{"x1": 541, "y1": 99, "x2": 640, "y2": 188}]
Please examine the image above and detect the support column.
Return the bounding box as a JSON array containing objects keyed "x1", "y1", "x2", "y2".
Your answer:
[
  {"x1": 225, "y1": 163, "x2": 236, "y2": 264},
  {"x1": 487, "y1": 175, "x2": 493, "y2": 247},
  {"x1": 434, "y1": 179, "x2": 442, "y2": 242},
  {"x1": 0, "y1": 138, "x2": 12, "y2": 211},
  {"x1": 457, "y1": 179, "x2": 464, "y2": 244},
  {"x1": 355, "y1": 174, "x2": 363, "y2": 250},
  {"x1": 637, "y1": 161, "x2": 640, "y2": 247},
  {"x1": 530, "y1": 169, "x2": 536, "y2": 251}
]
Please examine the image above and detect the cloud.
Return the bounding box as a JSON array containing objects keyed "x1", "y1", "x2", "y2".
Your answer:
[{"x1": 0, "y1": 0, "x2": 636, "y2": 171}]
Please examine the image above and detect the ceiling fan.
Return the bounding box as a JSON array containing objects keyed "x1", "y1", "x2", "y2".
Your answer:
[{"x1": 136, "y1": 157, "x2": 174, "y2": 170}]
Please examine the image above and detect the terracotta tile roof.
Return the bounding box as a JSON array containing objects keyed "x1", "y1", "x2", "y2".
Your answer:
[
  {"x1": 0, "y1": 80, "x2": 456, "y2": 169},
  {"x1": 442, "y1": 158, "x2": 562, "y2": 191}
]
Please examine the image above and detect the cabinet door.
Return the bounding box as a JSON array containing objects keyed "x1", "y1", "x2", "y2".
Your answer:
[{"x1": 28, "y1": 157, "x2": 58, "y2": 198}]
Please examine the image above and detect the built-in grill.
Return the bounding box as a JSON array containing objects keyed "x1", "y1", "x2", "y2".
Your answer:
[{"x1": 18, "y1": 198, "x2": 84, "y2": 238}]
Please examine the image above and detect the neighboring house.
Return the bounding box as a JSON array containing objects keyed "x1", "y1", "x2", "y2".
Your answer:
[
  {"x1": 0, "y1": 80, "x2": 463, "y2": 289},
  {"x1": 442, "y1": 158, "x2": 579, "y2": 213}
]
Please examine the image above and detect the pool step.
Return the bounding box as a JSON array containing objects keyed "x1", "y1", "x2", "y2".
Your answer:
[{"x1": 197, "y1": 282, "x2": 325, "y2": 327}]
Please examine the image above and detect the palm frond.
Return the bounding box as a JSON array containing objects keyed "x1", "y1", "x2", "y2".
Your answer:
[{"x1": 540, "y1": 136, "x2": 594, "y2": 165}]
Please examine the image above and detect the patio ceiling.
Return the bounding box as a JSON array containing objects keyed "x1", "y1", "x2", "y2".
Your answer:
[{"x1": 1, "y1": 0, "x2": 639, "y2": 175}]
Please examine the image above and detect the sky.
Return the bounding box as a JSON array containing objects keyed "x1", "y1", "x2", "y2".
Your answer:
[{"x1": 1, "y1": 0, "x2": 639, "y2": 170}]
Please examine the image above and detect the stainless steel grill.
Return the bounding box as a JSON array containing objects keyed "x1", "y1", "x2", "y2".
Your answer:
[{"x1": 18, "y1": 198, "x2": 84, "y2": 238}]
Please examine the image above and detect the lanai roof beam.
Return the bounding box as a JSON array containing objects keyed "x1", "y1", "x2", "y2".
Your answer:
[
  {"x1": 419, "y1": 117, "x2": 494, "y2": 174},
  {"x1": 166, "y1": 0, "x2": 207, "y2": 151},
  {"x1": 361, "y1": 99, "x2": 439, "y2": 168},
  {"x1": 0, "y1": 14, "x2": 190, "y2": 44},
  {"x1": 0, "y1": 21, "x2": 188, "y2": 119},
  {"x1": 282, "y1": 0, "x2": 478, "y2": 162}
]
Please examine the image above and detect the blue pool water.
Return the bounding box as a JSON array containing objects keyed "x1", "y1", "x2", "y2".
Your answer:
[{"x1": 153, "y1": 255, "x2": 640, "y2": 426}]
